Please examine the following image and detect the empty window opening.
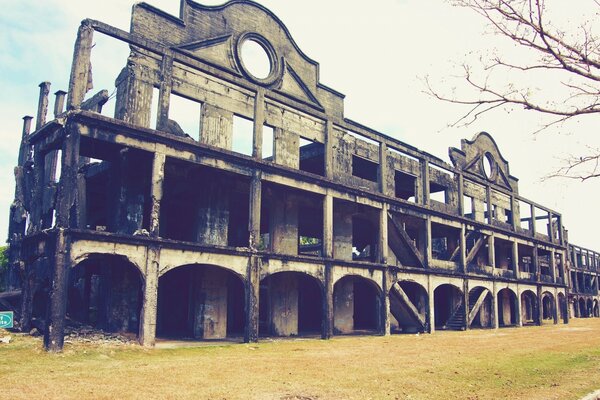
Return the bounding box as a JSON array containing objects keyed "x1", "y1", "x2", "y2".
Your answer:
[
  {"x1": 538, "y1": 249, "x2": 551, "y2": 276},
  {"x1": 53, "y1": 150, "x2": 63, "y2": 183},
  {"x1": 352, "y1": 155, "x2": 379, "y2": 183},
  {"x1": 483, "y1": 201, "x2": 490, "y2": 224},
  {"x1": 240, "y1": 39, "x2": 272, "y2": 79},
  {"x1": 298, "y1": 204, "x2": 323, "y2": 257},
  {"x1": 518, "y1": 244, "x2": 534, "y2": 274},
  {"x1": 232, "y1": 115, "x2": 254, "y2": 156},
  {"x1": 463, "y1": 195, "x2": 474, "y2": 218},
  {"x1": 262, "y1": 125, "x2": 274, "y2": 160},
  {"x1": 429, "y1": 182, "x2": 448, "y2": 204},
  {"x1": 352, "y1": 215, "x2": 377, "y2": 262},
  {"x1": 299, "y1": 137, "x2": 325, "y2": 176},
  {"x1": 347, "y1": 129, "x2": 379, "y2": 146},
  {"x1": 167, "y1": 93, "x2": 202, "y2": 138},
  {"x1": 519, "y1": 200, "x2": 532, "y2": 230},
  {"x1": 149, "y1": 87, "x2": 160, "y2": 130},
  {"x1": 394, "y1": 170, "x2": 416, "y2": 202},
  {"x1": 431, "y1": 223, "x2": 460, "y2": 261},
  {"x1": 494, "y1": 237, "x2": 512, "y2": 270},
  {"x1": 534, "y1": 207, "x2": 550, "y2": 236},
  {"x1": 466, "y1": 231, "x2": 489, "y2": 267}
]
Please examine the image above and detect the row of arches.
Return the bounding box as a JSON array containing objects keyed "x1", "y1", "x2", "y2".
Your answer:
[
  {"x1": 41, "y1": 253, "x2": 577, "y2": 343},
  {"x1": 572, "y1": 297, "x2": 600, "y2": 318}
]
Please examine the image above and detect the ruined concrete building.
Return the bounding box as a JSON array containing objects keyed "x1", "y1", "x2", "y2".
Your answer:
[{"x1": 5, "y1": 0, "x2": 600, "y2": 351}]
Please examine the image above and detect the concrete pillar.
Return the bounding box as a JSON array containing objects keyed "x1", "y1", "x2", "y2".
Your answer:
[
  {"x1": 427, "y1": 275, "x2": 435, "y2": 333},
  {"x1": 322, "y1": 263, "x2": 334, "y2": 339},
  {"x1": 334, "y1": 278, "x2": 354, "y2": 334},
  {"x1": 536, "y1": 286, "x2": 543, "y2": 325},
  {"x1": 270, "y1": 273, "x2": 298, "y2": 336},
  {"x1": 550, "y1": 249, "x2": 557, "y2": 284},
  {"x1": 323, "y1": 194, "x2": 333, "y2": 258},
  {"x1": 457, "y1": 173, "x2": 464, "y2": 216},
  {"x1": 36, "y1": 82, "x2": 51, "y2": 130},
  {"x1": 67, "y1": 21, "x2": 94, "y2": 109},
  {"x1": 379, "y1": 204, "x2": 388, "y2": 264},
  {"x1": 44, "y1": 229, "x2": 70, "y2": 352},
  {"x1": 378, "y1": 142, "x2": 387, "y2": 195},
  {"x1": 486, "y1": 186, "x2": 492, "y2": 224},
  {"x1": 19, "y1": 261, "x2": 34, "y2": 331},
  {"x1": 463, "y1": 279, "x2": 470, "y2": 331},
  {"x1": 149, "y1": 152, "x2": 165, "y2": 237},
  {"x1": 516, "y1": 288, "x2": 523, "y2": 327},
  {"x1": 140, "y1": 245, "x2": 159, "y2": 346},
  {"x1": 248, "y1": 171, "x2": 262, "y2": 250},
  {"x1": 460, "y1": 224, "x2": 467, "y2": 272},
  {"x1": 53, "y1": 90, "x2": 67, "y2": 117},
  {"x1": 512, "y1": 241, "x2": 520, "y2": 279},
  {"x1": 156, "y1": 51, "x2": 173, "y2": 132},
  {"x1": 424, "y1": 217, "x2": 432, "y2": 267},
  {"x1": 421, "y1": 159, "x2": 429, "y2": 206},
  {"x1": 324, "y1": 120, "x2": 334, "y2": 179},
  {"x1": 381, "y1": 269, "x2": 391, "y2": 336},
  {"x1": 245, "y1": 256, "x2": 260, "y2": 343},
  {"x1": 488, "y1": 234, "x2": 496, "y2": 268},
  {"x1": 115, "y1": 63, "x2": 153, "y2": 127},
  {"x1": 533, "y1": 246, "x2": 540, "y2": 281},
  {"x1": 492, "y1": 282, "x2": 499, "y2": 329},
  {"x1": 252, "y1": 88, "x2": 265, "y2": 159}
]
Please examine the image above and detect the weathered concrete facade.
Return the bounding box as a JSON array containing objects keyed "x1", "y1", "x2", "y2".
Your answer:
[{"x1": 5, "y1": 0, "x2": 597, "y2": 351}]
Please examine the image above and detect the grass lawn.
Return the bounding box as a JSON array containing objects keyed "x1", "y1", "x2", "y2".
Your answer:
[{"x1": 2, "y1": 318, "x2": 600, "y2": 399}]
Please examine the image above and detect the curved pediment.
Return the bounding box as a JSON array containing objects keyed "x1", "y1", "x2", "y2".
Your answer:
[
  {"x1": 131, "y1": 0, "x2": 334, "y2": 110},
  {"x1": 449, "y1": 132, "x2": 518, "y2": 192}
]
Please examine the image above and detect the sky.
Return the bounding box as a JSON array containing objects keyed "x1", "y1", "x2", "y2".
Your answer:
[{"x1": 0, "y1": 0, "x2": 599, "y2": 249}]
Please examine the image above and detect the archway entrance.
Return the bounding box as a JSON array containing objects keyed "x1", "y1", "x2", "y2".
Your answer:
[
  {"x1": 541, "y1": 292, "x2": 555, "y2": 323},
  {"x1": 468, "y1": 287, "x2": 493, "y2": 329},
  {"x1": 557, "y1": 293, "x2": 567, "y2": 323},
  {"x1": 157, "y1": 265, "x2": 245, "y2": 340},
  {"x1": 497, "y1": 288, "x2": 517, "y2": 327},
  {"x1": 389, "y1": 281, "x2": 428, "y2": 333},
  {"x1": 434, "y1": 284, "x2": 464, "y2": 330},
  {"x1": 333, "y1": 275, "x2": 381, "y2": 334},
  {"x1": 521, "y1": 290, "x2": 538, "y2": 325},
  {"x1": 259, "y1": 272, "x2": 322, "y2": 337},
  {"x1": 67, "y1": 255, "x2": 143, "y2": 336}
]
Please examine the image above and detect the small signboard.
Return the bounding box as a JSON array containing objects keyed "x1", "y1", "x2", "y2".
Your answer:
[{"x1": 0, "y1": 311, "x2": 14, "y2": 329}]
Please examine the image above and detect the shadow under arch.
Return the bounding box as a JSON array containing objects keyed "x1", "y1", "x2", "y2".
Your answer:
[
  {"x1": 67, "y1": 253, "x2": 144, "y2": 336},
  {"x1": 520, "y1": 290, "x2": 538, "y2": 325},
  {"x1": 333, "y1": 274, "x2": 382, "y2": 335},
  {"x1": 541, "y1": 291, "x2": 555, "y2": 323},
  {"x1": 468, "y1": 286, "x2": 493, "y2": 329},
  {"x1": 434, "y1": 283, "x2": 464, "y2": 331},
  {"x1": 497, "y1": 288, "x2": 518, "y2": 327},
  {"x1": 389, "y1": 280, "x2": 428, "y2": 334},
  {"x1": 157, "y1": 263, "x2": 245, "y2": 340},
  {"x1": 259, "y1": 271, "x2": 322, "y2": 337}
]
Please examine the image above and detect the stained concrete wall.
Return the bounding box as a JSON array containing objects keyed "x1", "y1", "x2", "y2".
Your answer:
[
  {"x1": 334, "y1": 278, "x2": 354, "y2": 333},
  {"x1": 192, "y1": 268, "x2": 228, "y2": 339},
  {"x1": 269, "y1": 273, "x2": 299, "y2": 336}
]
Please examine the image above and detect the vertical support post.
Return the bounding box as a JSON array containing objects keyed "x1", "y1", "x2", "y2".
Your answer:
[
  {"x1": 553, "y1": 289, "x2": 559, "y2": 324},
  {"x1": 156, "y1": 51, "x2": 174, "y2": 132},
  {"x1": 149, "y1": 152, "x2": 166, "y2": 237},
  {"x1": 463, "y1": 279, "x2": 470, "y2": 331},
  {"x1": 536, "y1": 286, "x2": 543, "y2": 325},
  {"x1": 460, "y1": 224, "x2": 467, "y2": 272},
  {"x1": 379, "y1": 203, "x2": 388, "y2": 264},
  {"x1": 322, "y1": 262, "x2": 334, "y2": 339},
  {"x1": 248, "y1": 170, "x2": 262, "y2": 250},
  {"x1": 424, "y1": 216, "x2": 432, "y2": 268},
  {"x1": 488, "y1": 234, "x2": 496, "y2": 268},
  {"x1": 492, "y1": 281, "x2": 499, "y2": 329},
  {"x1": 427, "y1": 275, "x2": 435, "y2": 333},
  {"x1": 421, "y1": 159, "x2": 429, "y2": 206},
  {"x1": 140, "y1": 245, "x2": 160, "y2": 346},
  {"x1": 516, "y1": 288, "x2": 523, "y2": 327},
  {"x1": 36, "y1": 82, "x2": 51, "y2": 130},
  {"x1": 381, "y1": 268, "x2": 391, "y2": 336},
  {"x1": 457, "y1": 173, "x2": 464, "y2": 216},
  {"x1": 252, "y1": 89, "x2": 265, "y2": 159},
  {"x1": 323, "y1": 193, "x2": 333, "y2": 258},
  {"x1": 44, "y1": 229, "x2": 70, "y2": 352},
  {"x1": 510, "y1": 196, "x2": 518, "y2": 231},
  {"x1": 550, "y1": 249, "x2": 557, "y2": 284},
  {"x1": 324, "y1": 120, "x2": 334, "y2": 179},
  {"x1": 486, "y1": 186, "x2": 492, "y2": 224},
  {"x1": 530, "y1": 205, "x2": 536, "y2": 235},
  {"x1": 18, "y1": 116, "x2": 33, "y2": 165},
  {"x1": 533, "y1": 245, "x2": 540, "y2": 282},
  {"x1": 53, "y1": 90, "x2": 67, "y2": 117},
  {"x1": 245, "y1": 255, "x2": 260, "y2": 343},
  {"x1": 378, "y1": 142, "x2": 387, "y2": 195},
  {"x1": 67, "y1": 20, "x2": 94, "y2": 110},
  {"x1": 512, "y1": 241, "x2": 520, "y2": 279}
]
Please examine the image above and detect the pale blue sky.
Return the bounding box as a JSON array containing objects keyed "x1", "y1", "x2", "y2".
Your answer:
[{"x1": 1, "y1": 0, "x2": 598, "y2": 249}]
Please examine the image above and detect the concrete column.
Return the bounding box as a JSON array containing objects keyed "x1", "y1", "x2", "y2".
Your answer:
[
  {"x1": 536, "y1": 286, "x2": 543, "y2": 325},
  {"x1": 457, "y1": 173, "x2": 464, "y2": 216},
  {"x1": 324, "y1": 120, "x2": 334, "y2": 179},
  {"x1": 44, "y1": 229, "x2": 70, "y2": 352},
  {"x1": 67, "y1": 20, "x2": 94, "y2": 109},
  {"x1": 427, "y1": 275, "x2": 435, "y2": 333},
  {"x1": 379, "y1": 203, "x2": 388, "y2": 264},
  {"x1": 149, "y1": 152, "x2": 165, "y2": 237},
  {"x1": 140, "y1": 245, "x2": 159, "y2": 346},
  {"x1": 510, "y1": 196, "x2": 518, "y2": 230},
  {"x1": 252, "y1": 88, "x2": 265, "y2": 159},
  {"x1": 322, "y1": 263, "x2": 334, "y2": 339},
  {"x1": 421, "y1": 159, "x2": 429, "y2": 206},
  {"x1": 248, "y1": 171, "x2": 262, "y2": 250},
  {"x1": 378, "y1": 142, "x2": 387, "y2": 195},
  {"x1": 530, "y1": 205, "x2": 536, "y2": 235},
  {"x1": 463, "y1": 279, "x2": 470, "y2": 331},
  {"x1": 36, "y1": 82, "x2": 51, "y2": 130},
  {"x1": 19, "y1": 261, "x2": 34, "y2": 331},
  {"x1": 381, "y1": 269, "x2": 391, "y2": 336},
  {"x1": 460, "y1": 224, "x2": 467, "y2": 273},
  {"x1": 486, "y1": 186, "x2": 492, "y2": 224},
  {"x1": 492, "y1": 282, "x2": 499, "y2": 329},
  {"x1": 53, "y1": 90, "x2": 67, "y2": 117},
  {"x1": 323, "y1": 193, "x2": 333, "y2": 258},
  {"x1": 156, "y1": 51, "x2": 173, "y2": 131},
  {"x1": 516, "y1": 287, "x2": 523, "y2": 327},
  {"x1": 553, "y1": 289, "x2": 559, "y2": 324},
  {"x1": 533, "y1": 246, "x2": 540, "y2": 281},
  {"x1": 512, "y1": 241, "x2": 520, "y2": 279},
  {"x1": 424, "y1": 217, "x2": 432, "y2": 267},
  {"x1": 550, "y1": 249, "x2": 557, "y2": 284},
  {"x1": 18, "y1": 116, "x2": 33, "y2": 166},
  {"x1": 488, "y1": 234, "x2": 496, "y2": 268},
  {"x1": 245, "y1": 256, "x2": 260, "y2": 343}
]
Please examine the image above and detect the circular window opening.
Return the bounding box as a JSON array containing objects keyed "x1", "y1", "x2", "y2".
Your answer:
[
  {"x1": 482, "y1": 152, "x2": 494, "y2": 179},
  {"x1": 240, "y1": 39, "x2": 272, "y2": 80}
]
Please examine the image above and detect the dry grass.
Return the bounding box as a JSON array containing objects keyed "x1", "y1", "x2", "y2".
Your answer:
[{"x1": 2, "y1": 319, "x2": 600, "y2": 399}]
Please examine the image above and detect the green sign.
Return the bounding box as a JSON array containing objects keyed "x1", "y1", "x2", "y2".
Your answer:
[{"x1": 0, "y1": 312, "x2": 13, "y2": 329}]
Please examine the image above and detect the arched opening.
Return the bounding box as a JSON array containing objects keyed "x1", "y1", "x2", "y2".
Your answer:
[
  {"x1": 541, "y1": 292, "x2": 555, "y2": 323},
  {"x1": 557, "y1": 293, "x2": 567, "y2": 323},
  {"x1": 434, "y1": 284, "x2": 464, "y2": 330},
  {"x1": 593, "y1": 300, "x2": 599, "y2": 318},
  {"x1": 587, "y1": 299, "x2": 594, "y2": 318},
  {"x1": 259, "y1": 272, "x2": 322, "y2": 337},
  {"x1": 578, "y1": 298, "x2": 586, "y2": 318},
  {"x1": 67, "y1": 255, "x2": 143, "y2": 336},
  {"x1": 520, "y1": 290, "x2": 538, "y2": 325},
  {"x1": 389, "y1": 280, "x2": 428, "y2": 334},
  {"x1": 333, "y1": 275, "x2": 381, "y2": 334},
  {"x1": 157, "y1": 264, "x2": 245, "y2": 340},
  {"x1": 468, "y1": 287, "x2": 493, "y2": 329},
  {"x1": 497, "y1": 288, "x2": 518, "y2": 327}
]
